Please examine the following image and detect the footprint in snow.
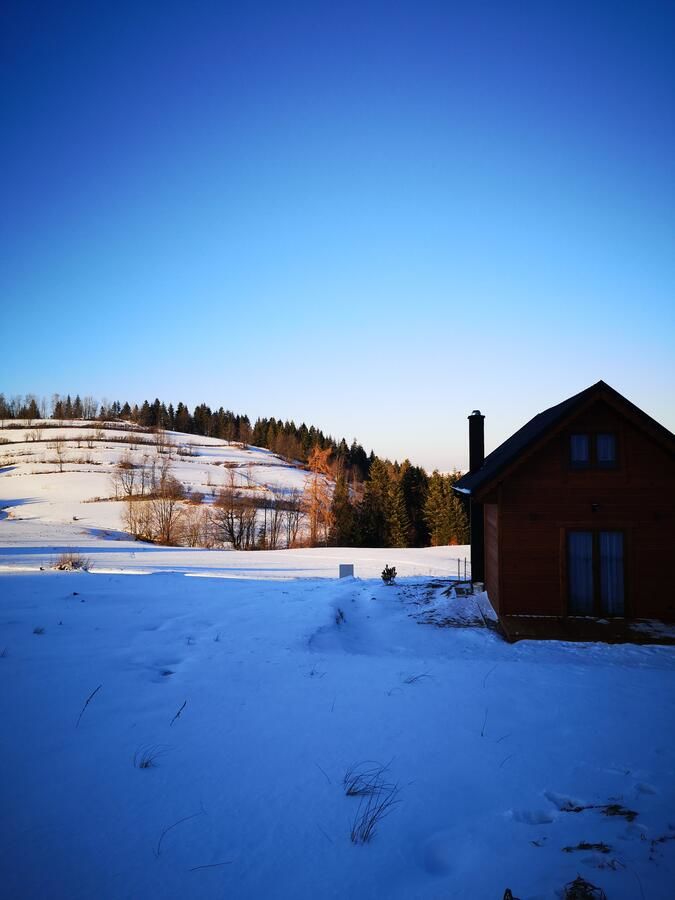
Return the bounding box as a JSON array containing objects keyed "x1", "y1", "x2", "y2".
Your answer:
[
  {"x1": 634, "y1": 782, "x2": 657, "y2": 796},
  {"x1": 422, "y1": 830, "x2": 455, "y2": 875},
  {"x1": 148, "y1": 659, "x2": 183, "y2": 682},
  {"x1": 544, "y1": 790, "x2": 586, "y2": 811},
  {"x1": 509, "y1": 809, "x2": 555, "y2": 825}
]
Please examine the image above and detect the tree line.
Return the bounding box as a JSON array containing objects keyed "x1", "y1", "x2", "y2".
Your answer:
[
  {"x1": 329, "y1": 456, "x2": 468, "y2": 548},
  {"x1": 0, "y1": 392, "x2": 371, "y2": 478}
]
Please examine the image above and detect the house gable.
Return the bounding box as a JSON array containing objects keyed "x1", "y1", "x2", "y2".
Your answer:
[{"x1": 456, "y1": 381, "x2": 675, "y2": 504}]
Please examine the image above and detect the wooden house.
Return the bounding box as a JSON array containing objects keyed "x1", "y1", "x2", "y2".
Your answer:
[{"x1": 453, "y1": 381, "x2": 675, "y2": 625}]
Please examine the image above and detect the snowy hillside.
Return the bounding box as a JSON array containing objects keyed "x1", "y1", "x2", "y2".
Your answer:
[{"x1": 0, "y1": 421, "x2": 315, "y2": 544}]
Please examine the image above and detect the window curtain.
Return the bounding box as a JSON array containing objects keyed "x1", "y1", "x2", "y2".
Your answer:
[
  {"x1": 570, "y1": 434, "x2": 589, "y2": 464},
  {"x1": 600, "y1": 531, "x2": 624, "y2": 616},
  {"x1": 597, "y1": 433, "x2": 616, "y2": 464},
  {"x1": 568, "y1": 531, "x2": 594, "y2": 614}
]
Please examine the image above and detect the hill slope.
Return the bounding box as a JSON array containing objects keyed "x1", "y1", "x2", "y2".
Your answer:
[{"x1": 0, "y1": 420, "x2": 315, "y2": 540}]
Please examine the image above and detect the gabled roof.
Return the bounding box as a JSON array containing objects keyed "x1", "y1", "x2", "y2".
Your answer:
[{"x1": 454, "y1": 380, "x2": 675, "y2": 497}]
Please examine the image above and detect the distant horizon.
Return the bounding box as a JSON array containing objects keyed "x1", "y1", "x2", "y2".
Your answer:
[
  {"x1": 2, "y1": 3, "x2": 673, "y2": 471},
  {"x1": 3, "y1": 376, "x2": 674, "y2": 474}
]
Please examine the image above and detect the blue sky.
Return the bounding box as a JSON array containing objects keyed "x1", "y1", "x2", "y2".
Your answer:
[{"x1": 2, "y1": 0, "x2": 674, "y2": 470}]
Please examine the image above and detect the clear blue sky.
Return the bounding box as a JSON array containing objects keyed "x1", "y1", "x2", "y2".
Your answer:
[{"x1": 2, "y1": 0, "x2": 674, "y2": 470}]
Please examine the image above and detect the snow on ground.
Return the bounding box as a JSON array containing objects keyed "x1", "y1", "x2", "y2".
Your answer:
[
  {"x1": 0, "y1": 514, "x2": 468, "y2": 579},
  {"x1": 1, "y1": 424, "x2": 675, "y2": 898},
  {"x1": 1, "y1": 562, "x2": 674, "y2": 899}
]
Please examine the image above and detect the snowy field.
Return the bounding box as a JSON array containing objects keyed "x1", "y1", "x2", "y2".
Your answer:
[
  {"x1": 1, "y1": 564, "x2": 674, "y2": 899},
  {"x1": 1, "y1": 424, "x2": 675, "y2": 898}
]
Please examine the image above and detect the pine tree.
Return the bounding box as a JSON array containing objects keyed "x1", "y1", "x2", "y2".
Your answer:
[
  {"x1": 446, "y1": 471, "x2": 470, "y2": 544},
  {"x1": 329, "y1": 470, "x2": 355, "y2": 545},
  {"x1": 386, "y1": 477, "x2": 410, "y2": 548},
  {"x1": 175, "y1": 402, "x2": 191, "y2": 433},
  {"x1": 423, "y1": 470, "x2": 449, "y2": 546},
  {"x1": 358, "y1": 458, "x2": 390, "y2": 546},
  {"x1": 422, "y1": 471, "x2": 470, "y2": 546},
  {"x1": 22, "y1": 396, "x2": 40, "y2": 420},
  {"x1": 400, "y1": 460, "x2": 430, "y2": 547},
  {"x1": 239, "y1": 415, "x2": 252, "y2": 444},
  {"x1": 139, "y1": 400, "x2": 152, "y2": 427}
]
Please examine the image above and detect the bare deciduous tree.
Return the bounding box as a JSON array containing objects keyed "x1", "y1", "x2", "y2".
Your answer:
[
  {"x1": 266, "y1": 487, "x2": 286, "y2": 550},
  {"x1": 154, "y1": 427, "x2": 173, "y2": 456},
  {"x1": 111, "y1": 451, "x2": 138, "y2": 499},
  {"x1": 124, "y1": 496, "x2": 152, "y2": 540},
  {"x1": 52, "y1": 436, "x2": 67, "y2": 473},
  {"x1": 123, "y1": 458, "x2": 185, "y2": 545},
  {"x1": 82, "y1": 396, "x2": 98, "y2": 419},
  {"x1": 179, "y1": 504, "x2": 214, "y2": 548},
  {"x1": 213, "y1": 470, "x2": 257, "y2": 549},
  {"x1": 283, "y1": 488, "x2": 303, "y2": 548},
  {"x1": 148, "y1": 458, "x2": 185, "y2": 544}
]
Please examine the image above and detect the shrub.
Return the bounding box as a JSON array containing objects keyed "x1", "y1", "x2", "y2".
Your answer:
[
  {"x1": 381, "y1": 565, "x2": 397, "y2": 585},
  {"x1": 54, "y1": 552, "x2": 91, "y2": 571},
  {"x1": 563, "y1": 876, "x2": 607, "y2": 899}
]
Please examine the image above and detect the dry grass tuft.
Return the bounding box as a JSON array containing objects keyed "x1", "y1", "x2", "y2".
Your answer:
[
  {"x1": 54, "y1": 551, "x2": 91, "y2": 571},
  {"x1": 350, "y1": 783, "x2": 401, "y2": 844},
  {"x1": 133, "y1": 744, "x2": 169, "y2": 769}
]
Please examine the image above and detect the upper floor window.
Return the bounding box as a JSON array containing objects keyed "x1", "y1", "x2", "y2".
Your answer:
[
  {"x1": 569, "y1": 433, "x2": 617, "y2": 469},
  {"x1": 596, "y1": 433, "x2": 617, "y2": 466},
  {"x1": 570, "y1": 434, "x2": 590, "y2": 467}
]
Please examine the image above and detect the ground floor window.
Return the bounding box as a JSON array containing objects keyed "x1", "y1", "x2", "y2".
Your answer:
[{"x1": 567, "y1": 530, "x2": 624, "y2": 616}]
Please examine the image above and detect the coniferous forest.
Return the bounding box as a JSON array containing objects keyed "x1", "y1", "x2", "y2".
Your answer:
[{"x1": 0, "y1": 392, "x2": 469, "y2": 548}]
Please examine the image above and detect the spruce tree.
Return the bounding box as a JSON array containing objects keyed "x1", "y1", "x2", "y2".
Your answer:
[
  {"x1": 400, "y1": 460, "x2": 430, "y2": 547},
  {"x1": 175, "y1": 402, "x2": 191, "y2": 433},
  {"x1": 358, "y1": 458, "x2": 389, "y2": 546},
  {"x1": 447, "y1": 471, "x2": 470, "y2": 544},
  {"x1": 386, "y1": 477, "x2": 410, "y2": 548},
  {"x1": 423, "y1": 470, "x2": 449, "y2": 545},
  {"x1": 329, "y1": 471, "x2": 355, "y2": 545}
]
